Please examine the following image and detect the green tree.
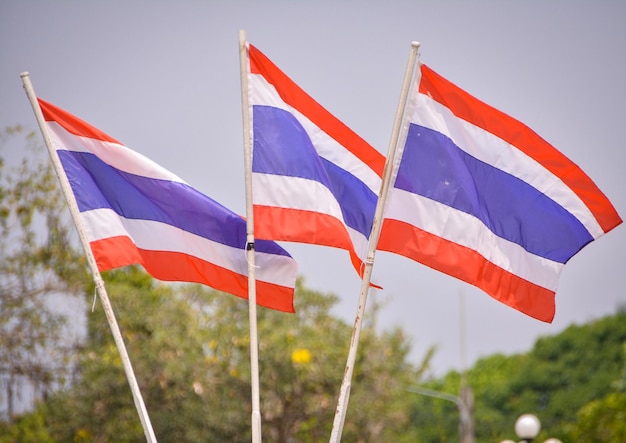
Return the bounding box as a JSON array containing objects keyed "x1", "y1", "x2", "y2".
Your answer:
[
  {"x1": 566, "y1": 341, "x2": 626, "y2": 441},
  {"x1": 507, "y1": 311, "x2": 626, "y2": 440},
  {"x1": 43, "y1": 267, "x2": 213, "y2": 442},
  {"x1": 570, "y1": 390, "x2": 626, "y2": 442},
  {"x1": 41, "y1": 270, "x2": 431, "y2": 442},
  {"x1": 0, "y1": 126, "x2": 84, "y2": 422},
  {"x1": 0, "y1": 410, "x2": 54, "y2": 443},
  {"x1": 202, "y1": 279, "x2": 431, "y2": 443},
  {"x1": 407, "y1": 310, "x2": 626, "y2": 442}
]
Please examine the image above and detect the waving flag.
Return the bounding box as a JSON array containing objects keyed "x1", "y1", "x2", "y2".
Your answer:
[
  {"x1": 377, "y1": 63, "x2": 622, "y2": 322},
  {"x1": 39, "y1": 98, "x2": 297, "y2": 312},
  {"x1": 246, "y1": 44, "x2": 386, "y2": 277}
]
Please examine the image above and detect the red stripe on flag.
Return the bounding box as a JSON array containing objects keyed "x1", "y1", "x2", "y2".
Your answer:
[
  {"x1": 419, "y1": 64, "x2": 622, "y2": 234},
  {"x1": 38, "y1": 98, "x2": 120, "y2": 144},
  {"x1": 90, "y1": 237, "x2": 294, "y2": 313},
  {"x1": 139, "y1": 249, "x2": 295, "y2": 313},
  {"x1": 254, "y1": 205, "x2": 354, "y2": 251},
  {"x1": 378, "y1": 218, "x2": 556, "y2": 322},
  {"x1": 90, "y1": 236, "x2": 143, "y2": 271}
]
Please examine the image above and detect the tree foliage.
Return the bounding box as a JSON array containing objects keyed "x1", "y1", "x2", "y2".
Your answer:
[
  {"x1": 0, "y1": 126, "x2": 85, "y2": 421},
  {"x1": 570, "y1": 390, "x2": 626, "y2": 442},
  {"x1": 38, "y1": 270, "x2": 431, "y2": 442},
  {"x1": 408, "y1": 309, "x2": 626, "y2": 442},
  {"x1": 42, "y1": 268, "x2": 213, "y2": 442}
]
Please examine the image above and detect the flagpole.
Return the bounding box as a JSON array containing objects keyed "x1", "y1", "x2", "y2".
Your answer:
[
  {"x1": 238, "y1": 30, "x2": 264, "y2": 443},
  {"x1": 329, "y1": 41, "x2": 421, "y2": 443},
  {"x1": 20, "y1": 72, "x2": 158, "y2": 443}
]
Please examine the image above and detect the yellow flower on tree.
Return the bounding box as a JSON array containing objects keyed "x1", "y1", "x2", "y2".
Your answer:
[{"x1": 292, "y1": 348, "x2": 311, "y2": 365}]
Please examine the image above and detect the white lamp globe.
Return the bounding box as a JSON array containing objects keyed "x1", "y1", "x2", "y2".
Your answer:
[
  {"x1": 515, "y1": 413, "x2": 541, "y2": 439},
  {"x1": 543, "y1": 439, "x2": 563, "y2": 443}
]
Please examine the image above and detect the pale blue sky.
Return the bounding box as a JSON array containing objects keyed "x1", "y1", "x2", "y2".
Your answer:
[{"x1": 2, "y1": 0, "x2": 625, "y2": 376}]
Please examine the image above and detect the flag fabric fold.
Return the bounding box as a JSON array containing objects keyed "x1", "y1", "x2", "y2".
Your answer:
[
  {"x1": 39, "y1": 98, "x2": 297, "y2": 312},
  {"x1": 377, "y1": 63, "x2": 622, "y2": 322},
  {"x1": 246, "y1": 44, "x2": 386, "y2": 277}
]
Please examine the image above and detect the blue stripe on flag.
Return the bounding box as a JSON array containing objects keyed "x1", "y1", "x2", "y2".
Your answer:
[
  {"x1": 252, "y1": 105, "x2": 377, "y2": 238},
  {"x1": 253, "y1": 105, "x2": 330, "y2": 184},
  {"x1": 58, "y1": 150, "x2": 290, "y2": 256},
  {"x1": 396, "y1": 124, "x2": 593, "y2": 263}
]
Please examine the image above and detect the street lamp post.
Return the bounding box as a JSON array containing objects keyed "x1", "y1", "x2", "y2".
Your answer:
[{"x1": 406, "y1": 386, "x2": 474, "y2": 443}]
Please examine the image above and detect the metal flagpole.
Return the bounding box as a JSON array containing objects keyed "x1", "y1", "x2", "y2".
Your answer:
[
  {"x1": 20, "y1": 72, "x2": 157, "y2": 443},
  {"x1": 328, "y1": 41, "x2": 421, "y2": 443},
  {"x1": 238, "y1": 30, "x2": 263, "y2": 443}
]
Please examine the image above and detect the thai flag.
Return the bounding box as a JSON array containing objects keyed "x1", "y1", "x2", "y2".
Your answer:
[
  {"x1": 377, "y1": 64, "x2": 622, "y2": 322},
  {"x1": 246, "y1": 44, "x2": 386, "y2": 276},
  {"x1": 38, "y1": 98, "x2": 297, "y2": 312}
]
